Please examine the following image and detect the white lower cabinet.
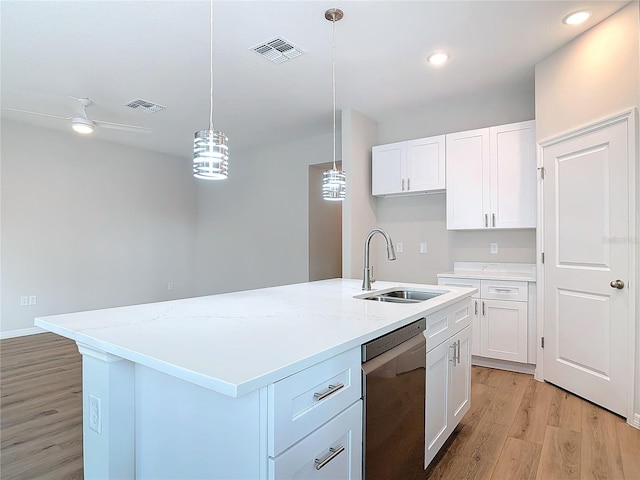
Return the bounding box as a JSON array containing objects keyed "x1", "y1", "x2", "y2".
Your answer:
[
  {"x1": 269, "y1": 401, "x2": 362, "y2": 480},
  {"x1": 481, "y1": 299, "x2": 527, "y2": 363},
  {"x1": 425, "y1": 325, "x2": 471, "y2": 467}
]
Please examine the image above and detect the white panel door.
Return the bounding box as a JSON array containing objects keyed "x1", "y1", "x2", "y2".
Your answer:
[
  {"x1": 407, "y1": 135, "x2": 445, "y2": 192},
  {"x1": 445, "y1": 128, "x2": 490, "y2": 229},
  {"x1": 425, "y1": 338, "x2": 450, "y2": 467},
  {"x1": 449, "y1": 326, "x2": 471, "y2": 425},
  {"x1": 372, "y1": 142, "x2": 405, "y2": 195},
  {"x1": 543, "y1": 117, "x2": 630, "y2": 416},
  {"x1": 490, "y1": 120, "x2": 537, "y2": 228}
]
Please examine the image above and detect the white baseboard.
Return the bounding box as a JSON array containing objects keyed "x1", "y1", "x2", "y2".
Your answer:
[
  {"x1": 471, "y1": 355, "x2": 536, "y2": 376},
  {"x1": 631, "y1": 413, "x2": 640, "y2": 430},
  {"x1": 0, "y1": 326, "x2": 46, "y2": 340}
]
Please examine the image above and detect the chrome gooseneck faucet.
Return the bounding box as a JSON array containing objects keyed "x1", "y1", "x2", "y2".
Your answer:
[{"x1": 362, "y1": 228, "x2": 396, "y2": 290}]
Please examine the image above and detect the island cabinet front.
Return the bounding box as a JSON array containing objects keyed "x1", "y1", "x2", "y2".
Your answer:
[{"x1": 79, "y1": 344, "x2": 362, "y2": 480}]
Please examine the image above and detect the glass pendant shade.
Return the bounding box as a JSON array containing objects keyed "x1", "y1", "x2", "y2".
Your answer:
[
  {"x1": 322, "y1": 167, "x2": 346, "y2": 200},
  {"x1": 193, "y1": 129, "x2": 228, "y2": 180}
]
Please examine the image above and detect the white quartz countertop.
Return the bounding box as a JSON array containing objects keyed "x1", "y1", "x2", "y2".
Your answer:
[
  {"x1": 437, "y1": 262, "x2": 536, "y2": 282},
  {"x1": 35, "y1": 279, "x2": 475, "y2": 398}
]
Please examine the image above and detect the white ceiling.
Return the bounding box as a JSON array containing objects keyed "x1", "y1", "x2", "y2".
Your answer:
[{"x1": 1, "y1": 1, "x2": 629, "y2": 158}]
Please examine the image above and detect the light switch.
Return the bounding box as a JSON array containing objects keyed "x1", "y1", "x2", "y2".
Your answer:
[
  {"x1": 396, "y1": 243, "x2": 403, "y2": 253},
  {"x1": 491, "y1": 243, "x2": 498, "y2": 254},
  {"x1": 419, "y1": 242, "x2": 428, "y2": 254}
]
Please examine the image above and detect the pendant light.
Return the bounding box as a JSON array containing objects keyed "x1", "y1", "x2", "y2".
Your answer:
[
  {"x1": 322, "y1": 8, "x2": 346, "y2": 201},
  {"x1": 193, "y1": 0, "x2": 228, "y2": 180}
]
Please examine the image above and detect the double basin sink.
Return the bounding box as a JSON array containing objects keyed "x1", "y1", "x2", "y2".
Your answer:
[{"x1": 355, "y1": 287, "x2": 447, "y2": 304}]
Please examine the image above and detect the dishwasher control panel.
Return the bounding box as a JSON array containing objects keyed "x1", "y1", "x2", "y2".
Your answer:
[{"x1": 361, "y1": 318, "x2": 426, "y2": 362}]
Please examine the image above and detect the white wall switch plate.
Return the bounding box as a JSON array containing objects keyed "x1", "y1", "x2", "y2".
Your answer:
[
  {"x1": 28, "y1": 295, "x2": 37, "y2": 305},
  {"x1": 491, "y1": 243, "x2": 499, "y2": 254},
  {"x1": 20, "y1": 296, "x2": 28, "y2": 306},
  {"x1": 395, "y1": 243, "x2": 403, "y2": 253},
  {"x1": 419, "y1": 242, "x2": 428, "y2": 254}
]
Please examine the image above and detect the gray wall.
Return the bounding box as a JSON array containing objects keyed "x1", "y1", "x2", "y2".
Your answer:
[
  {"x1": 194, "y1": 132, "x2": 334, "y2": 296},
  {"x1": 371, "y1": 80, "x2": 537, "y2": 284},
  {"x1": 1, "y1": 120, "x2": 198, "y2": 334}
]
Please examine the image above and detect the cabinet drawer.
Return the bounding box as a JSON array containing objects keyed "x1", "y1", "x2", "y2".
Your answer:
[
  {"x1": 269, "y1": 401, "x2": 362, "y2": 480},
  {"x1": 425, "y1": 299, "x2": 472, "y2": 352},
  {"x1": 480, "y1": 280, "x2": 527, "y2": 301},
  {"x1": 268, "y1": 347, "x2": 361, "y2": 457},
  {"x1": 437, "y1": 277, "x2": 481, "y2": 294}
]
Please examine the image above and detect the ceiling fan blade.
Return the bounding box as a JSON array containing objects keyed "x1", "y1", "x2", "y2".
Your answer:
[
  {"x1": 95, "y1": 120, "x2": 151, "y2": 133},
  {"x1": 3, "y1": 107, "x2": 72, "y2": 120}
]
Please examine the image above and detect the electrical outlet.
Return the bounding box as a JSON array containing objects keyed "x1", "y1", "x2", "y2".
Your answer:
[
  {"x1": 419, "y1": 242, "x2": 428, "y2": 254},
  {"x1": 20, "y1": 296, "x2": 28, "y2": 306},
  {"x1": 395, "y1": 243, "x2": 403, "y2": 253},
  {"x1": 28, "y1": 295, "x2": 37, "y2": 305},
  {"x1": 89, "y1": 394, "x2": 102, "y2": 434},
  {"x1": 491, "y1": 243, "x2": 499, "y2": 254},
  {"x1": 167, "y1": 283, "x2": 174, "y2": 291}
]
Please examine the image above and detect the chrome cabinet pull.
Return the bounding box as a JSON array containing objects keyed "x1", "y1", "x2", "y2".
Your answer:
[
  {"x1": 407, "y1": 178, "x2": 411, "y2": 191},
  {"x1": 493, "y1": 288, "x2": 513, "y2": 293},
  {"x1": 482, "y1": 301, "x2": 485, "y2": 316},
  {"x1": 315, "y1": 445, "x2": 345, "y2": 470},
  {"x1": 456, "y1": 340, "x2": 461, "y2": 366},
  {"x1": 474, "y1": 300, "x2": 478, "y2": 315},
  {"x1": 313, "y1": 383, "x2": 344, "y2": 401},
  {"x1": 450, "y1": 343, "x2": 456, "y2": 364},
  {"x1": 402, "y1": 179, "x2": 405, "y2": 191},
  {"x1": 610, "y1": 279, "x2": 625, "y2": 289},
  {"x1": 492, "y1": 213, "x2": 496, "y2": 227},
  {"x1": 484, "y1": 214, "x2": 488, "y2": 227}
]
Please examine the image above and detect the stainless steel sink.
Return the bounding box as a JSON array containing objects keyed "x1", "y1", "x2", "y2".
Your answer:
[{"x1": 357, "y1": 288, "x2": 447, "y2": 304}]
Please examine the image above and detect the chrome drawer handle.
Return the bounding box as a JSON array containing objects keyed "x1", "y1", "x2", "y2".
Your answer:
[
  {"x1": 313, "y1": 383, "x2": 344, "y2": 401},
  {"x1": 493, "y1": 288, "x2": 514, "y2": 293},
  {"x1": 315, "y1": 445, "x2": 345, "y2": 470}
]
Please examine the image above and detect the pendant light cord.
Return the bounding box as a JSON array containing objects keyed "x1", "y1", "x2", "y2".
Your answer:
[
  {"x1": 209, "y1": 0, "x2": 214, "y2": 131},
  {"x1": 331, "y1": 15, "x2": 337, "y2": 170}
]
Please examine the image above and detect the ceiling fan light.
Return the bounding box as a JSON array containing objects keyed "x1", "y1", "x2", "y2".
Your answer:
[
  {"x1": 71, "y1": 118, "x2": 94, "y2": 134},
  {"x1": 193, "y1": 129, "x2": 229, "y2": 180}
]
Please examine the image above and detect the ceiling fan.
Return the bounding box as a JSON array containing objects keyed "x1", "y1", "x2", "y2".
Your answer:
[{"x1": 3, "y1": 96, "x2": 151, "y2": 134}]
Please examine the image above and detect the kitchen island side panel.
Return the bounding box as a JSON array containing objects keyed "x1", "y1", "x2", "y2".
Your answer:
[{"x1": 135, "y1": 364, "x2": 267, "y2": 479}]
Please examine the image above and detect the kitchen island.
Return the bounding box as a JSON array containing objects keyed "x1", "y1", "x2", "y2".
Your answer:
[{"x1": 35, "y1": 278, "x2": 475, "y2": 479}]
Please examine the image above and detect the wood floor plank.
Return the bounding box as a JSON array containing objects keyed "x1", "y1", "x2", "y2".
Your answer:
[
  {"x1": 441, "y1": 419, "x2": 509, "y2": 480},
  {"x1": 509, "y1": 378, "x2": 555, "y2": 444},
  {"x1": 536, "y1": 426, "x2": 581, "y2": 480},
  {"x1": 580, "y1": 403, "x2": 626, "y2": 480},
  {"x1": 483, "y1": 370, "x2": 530, "y2": 427},
  {"x1": 547, "y1": 386, "x2": 584, "y2": 432},
  {"x1": 491, "y1": 436, "x2": 541, "y2": 480},
  {"x1": 616, "y1": 420, "x2": 640, "y2": 480}
]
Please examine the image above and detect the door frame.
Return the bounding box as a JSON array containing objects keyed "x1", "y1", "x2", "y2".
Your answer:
[{"x1": 536, "y1": 108, "x2": 638, "y2": 427}]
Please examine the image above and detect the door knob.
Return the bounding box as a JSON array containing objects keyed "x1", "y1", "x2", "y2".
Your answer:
[{"x1": 610, "y1": 279, "x2": 625, "y2": 289}]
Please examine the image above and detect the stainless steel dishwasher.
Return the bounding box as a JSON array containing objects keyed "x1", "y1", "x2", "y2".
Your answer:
[{"x1": 361, "y1": 318, "x2": 426, "y2": 480}]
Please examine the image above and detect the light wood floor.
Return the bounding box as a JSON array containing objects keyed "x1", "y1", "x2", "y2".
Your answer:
[{"x1": 1, "y1": 333, "x2": 639, "y2": 480}]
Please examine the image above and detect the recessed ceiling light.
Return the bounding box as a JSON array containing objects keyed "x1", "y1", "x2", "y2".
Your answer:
[
  {"x1": 563, "y1": 10, "x2": 592, "y2": 25},
  {"x1": 428, "y1": 52, "x2": 449, "y2": 65}
]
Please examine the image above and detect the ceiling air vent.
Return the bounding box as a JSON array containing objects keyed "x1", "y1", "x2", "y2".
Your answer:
[
  {"x1": 125, "y1": 98, "x2": 166, "y2": 113},
  {"x1": 251, "y1": 37, "x2": 304, "y2": 64}
]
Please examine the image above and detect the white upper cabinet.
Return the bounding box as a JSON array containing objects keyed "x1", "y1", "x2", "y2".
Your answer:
[
  {"x1": 446, "y1": 120, "x2": 536, "y2": 230},
  {"x1": 372, "y1": 135, "x2": 445, "y2": 196}
]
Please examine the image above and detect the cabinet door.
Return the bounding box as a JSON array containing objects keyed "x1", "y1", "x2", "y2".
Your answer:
[
  {"x1": 489, "y1": 120, "x2": 536, "y2": 229},
  {"x1": 372, "y1": 142, "x2": 405, "y2": 195},
  {"x1": 407, "y1": 135, "x2": 445, "y2": 192},
  {"x1": 269, "y1": 401, "x2": 362, "y2": 480},
  {"x1": 445, "y1": 128, "x2": 490, "y2": 229},
  {"x1": 480, "y1": 299, "x2": 528, "y2": 363},
  {"x1": 425, "y1": 339, "x2": 451, "y2": 468},
  {"x1": 449, "y1": 326, "x2": 471, "y2": 426}
]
